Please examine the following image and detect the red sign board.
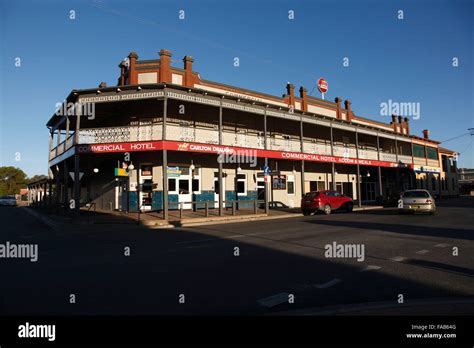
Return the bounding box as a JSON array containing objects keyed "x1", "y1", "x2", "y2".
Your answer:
[
  {"x1": 317, "y1": 78, "x2": 328, "y2": 94},
  {"x1": 76, "y1": 140, "x2": 412, "y2": 169},
  {"x1": 76, "y1": 141, "x2": 163, "y2": 154}
]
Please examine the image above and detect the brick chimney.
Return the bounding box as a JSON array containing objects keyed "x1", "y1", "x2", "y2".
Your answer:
[
  {"x1": 334, "y1": 97, "x2": 342, "y2": 119},
  {"x1": 286, "y1": 83, "x2": 295, "y2": 107},
  {"x1": 128, "y1": 51, "x2": 138, "y2": 85},
  {"x1": 183, "y1": 55, "x2": 194, "y2": 87},
  {"x1": 404, "y1": 117, "x2": 410, "y2": 135},
  {"x1": 423, "y1": 129, "x2": 430, "y2": 139},
  {"x1": 159, "y1": 49, "x2": 172, "y2": 84},
  {"x1": 118, "y1": 61, "x2": 126, "y2": 86},
  {"x1": 344, "y1": 99, "x2": 352, "y2": 121},
  {"x1": 299, "y1": 86, "x2": 308, "y2": 112}
]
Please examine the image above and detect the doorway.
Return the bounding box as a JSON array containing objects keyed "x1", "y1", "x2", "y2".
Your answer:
[
  {"x1": 214, "y1": 172, "x2": 226, "y2": 208},
  {"x1": 363, "y1": 182, "x2": 377, "y2": 202}
]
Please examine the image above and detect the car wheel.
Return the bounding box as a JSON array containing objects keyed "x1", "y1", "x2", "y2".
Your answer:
[
  {"x1": 323, "y1": 204, "x2": 331, "y2": 215},
  {"x1": 302, "y1": 210, "x2": 309, "y2": 216},
  {"x1": 346, "y1": 202, "x2": 353, "y2": 212}
]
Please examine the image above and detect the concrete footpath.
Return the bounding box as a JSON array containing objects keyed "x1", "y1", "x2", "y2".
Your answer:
[{"x1": 22, "y1": 205, "x2": 385, "y2": 230}]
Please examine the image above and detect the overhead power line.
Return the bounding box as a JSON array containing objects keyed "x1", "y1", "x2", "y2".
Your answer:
[{"x1": 440, "y1": 132, "x2": 471, "y2": 144}]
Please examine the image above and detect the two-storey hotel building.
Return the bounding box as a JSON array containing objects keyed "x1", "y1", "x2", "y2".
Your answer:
[{"x1": 44, "y1": 49, "x2": 459, "y2": 217}]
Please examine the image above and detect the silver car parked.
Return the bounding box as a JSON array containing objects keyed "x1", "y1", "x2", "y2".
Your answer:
[{"x1": 398, "y1": 189, "x2": 436, "y2": 215}]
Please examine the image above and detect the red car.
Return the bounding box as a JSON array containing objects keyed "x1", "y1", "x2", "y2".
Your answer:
[{"x1": 301, "y1": 190, "x2": 354, "y2": 215}]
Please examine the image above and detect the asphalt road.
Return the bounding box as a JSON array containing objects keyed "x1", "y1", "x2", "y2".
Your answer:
[{"x1": 0, "y1": 197, "x2": 473, "y2": 315}]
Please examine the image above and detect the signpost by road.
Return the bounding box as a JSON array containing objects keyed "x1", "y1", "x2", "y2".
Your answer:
[
  {"x1": 317, "y1": 78, "x2": 328, "y2": 100},
  {"x1": 69, "y1": 172, "x2": 84, "y2": 181},
  {"x1": 257, "y1": 170, "x2": 280, "y2": 178}
]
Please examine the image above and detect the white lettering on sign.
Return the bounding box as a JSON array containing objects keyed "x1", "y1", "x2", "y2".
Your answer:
[
  {"x1": 93, "y1": 144, "x2": 125, "y2": 152},
  {"x1": 130, "y1": 143, "x2": 156, "y2": 151}
]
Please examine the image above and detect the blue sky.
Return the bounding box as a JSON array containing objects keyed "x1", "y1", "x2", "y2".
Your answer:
[{"x1": 1, "y1": 0, "x2": 473, "y2": 176}]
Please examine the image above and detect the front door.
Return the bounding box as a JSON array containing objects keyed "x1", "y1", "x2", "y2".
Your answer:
[
  {"x1": 257, "y1": 177, "x2": 265, "y2": 201},
  {"x1": 214, "y1": 172, "x2": 226, "y2": 208},
  {"x1": 364, "y1": 182, "x2": 376, "y2": 202},
  {"x1": 139, "y1": 164, "x2": 153, "y2": 211},
  {"x1": 177, "y1": 177, "x2": 192, "y2": 210}
]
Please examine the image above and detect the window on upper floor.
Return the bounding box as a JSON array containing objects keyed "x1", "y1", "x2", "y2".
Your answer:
[
  {"x1": 426, "y1": 147, "x2": 438, "y2": 160},
  {"x1": 413, "y1": 144, "x2": 425, "y2": 158}
]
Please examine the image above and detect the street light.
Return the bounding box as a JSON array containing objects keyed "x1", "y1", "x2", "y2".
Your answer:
[{"x1": 93, "y1": 168, "x2": 99, "y2": 173}]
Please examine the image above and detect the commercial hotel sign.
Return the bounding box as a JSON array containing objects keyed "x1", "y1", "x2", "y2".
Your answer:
[{"x1": 76, "y1": 140, "x2": 412, "y2": 168}]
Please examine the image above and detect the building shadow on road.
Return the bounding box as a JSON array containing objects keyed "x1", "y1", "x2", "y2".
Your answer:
[
  {"x1": 403, "y1": 259, "x2": 474, "y2": 278},
  {"x1": 3, "y1": 205, "x2": 474, "y2": 316},
  {"x1": 305, "y1": 219, "x2": 474, "y2": 241}
]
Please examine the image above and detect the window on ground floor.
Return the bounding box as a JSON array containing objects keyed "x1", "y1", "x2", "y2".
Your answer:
[
  {"x1": 272, "y1": 175, "x2": 286, "y2": 190},
  {"x1": 287, "y1": 175, "x2": 295, "y2": 195},
  {"x1": 168, "y1": 178, "x2": 177, "y2": 193},
  {"x1": 236, "y1": 174, "x2": 247, "y2": 196}
]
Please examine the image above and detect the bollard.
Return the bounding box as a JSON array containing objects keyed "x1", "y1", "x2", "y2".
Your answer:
[
  {"x1": 205, "y1": 201, "x2": 209, "y2": 217},
  {"x1": 180, "y1": 202, "x2": 183, "y2": 219},
  {"x1": 254, "y1": 200, "x2": 257, "y2": 214},
  {"x1": 232, "y1": 201, "x2": 236, "y2": 216}
]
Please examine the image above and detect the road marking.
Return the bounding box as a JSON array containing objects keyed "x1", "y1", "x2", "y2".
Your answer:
[
  {"x1": 257, "y1": 292, "x2": 289, "y2": 308},
  {"x1": 359, "y1": 265, "x2": 381, "y2": 272},
  {"x1": 434, "y1": 243, "x2": 449, "y2": 248},
  {"x1": 390, "y1": 256, "x2": 407, "y2": 262},
  {"x1": 416, "y1": 250, "x2": 429, "y2": 255},
  {"x1": 315, "y1": 278, "x2": 342, "y2": 289}
]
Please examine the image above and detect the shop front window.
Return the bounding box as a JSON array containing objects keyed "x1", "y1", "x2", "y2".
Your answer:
[
  {"x1": 272, "y1": 175, "x2": 286, "y2": 190},
  {"x1": 236, "y1": 174, "x2": 247, "y2": 196},
  {"x1": 287, "y1": 175, "x2": 295, "y2": 195}
]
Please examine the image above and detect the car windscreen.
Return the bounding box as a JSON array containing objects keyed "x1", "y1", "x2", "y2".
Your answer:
[
  {"x1": 403, "y1": 191, "x2": 430, "y2": 198},
  {"x1": 304, "y1": 192, "x2": 320, "y2": 199}
]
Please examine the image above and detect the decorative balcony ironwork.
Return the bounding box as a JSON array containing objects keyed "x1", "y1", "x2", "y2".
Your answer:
[{"x1": 48, "y1": 124, "x2": 419, "y2": 166}]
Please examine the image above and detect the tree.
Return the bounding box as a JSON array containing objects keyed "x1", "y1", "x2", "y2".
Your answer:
[
  {"x1": 0, "y1": 167, "x2": 28, "y2": 195},
  {"x1": 27, "y1": 175, "x2": 49, "y2": 184}
]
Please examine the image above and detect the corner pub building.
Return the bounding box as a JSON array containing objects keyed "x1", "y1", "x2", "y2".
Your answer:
[{"x1": 39, "y1": 49, "x2": 459, "y2": 218}]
